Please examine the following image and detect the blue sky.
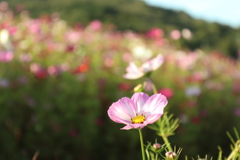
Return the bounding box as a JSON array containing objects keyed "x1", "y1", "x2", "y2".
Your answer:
[{"x1": 143, "y1": 0, "x2": 240, "y2": 28}]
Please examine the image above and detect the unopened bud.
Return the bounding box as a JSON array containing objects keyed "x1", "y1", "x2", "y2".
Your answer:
[
  {"x1": 134, "y1": 84, "x2": 143, "y2": 93},
  {"x1": 165, "y1": 151, "x2": 177, "y2": 159},
  {"x1": 153, "y1": 143, "x2": 161, "y2": 150}
]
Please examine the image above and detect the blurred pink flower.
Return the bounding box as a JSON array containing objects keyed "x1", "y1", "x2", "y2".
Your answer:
[
  {"x1": 30, "y1": 63, "x2": 48, "y2": 79},
  {"x1": 233, "y1": 108, "x2": 240, "y2": 116},
  {"x1": 87, "y1": 20, "x2": 102, "y2": 31},
  {"x1": 122, "y1": 52, "x2": 132, "y2": 62},
  {"x1": 29, "y1": 20, "x2": 41, "y2": 34},
  {"x1": 30, "y1": 63, "x2": 41, "y2": 73},
  {"x1": 104, "y1": 57, "x2": 114, "y2": 67},
  {"x1": 123, "y1": 54, "x2": 164, "y2": 79},
  {"x1": 158, "y1": 88, "x2": 173, "y2": 99},
  {"x1": 146, "y1": 28, "x2": 164, "y2": 39},
  {"x1": 65, "y1": 31, "x2": 81, "y2": 43},
  {"x1": 175, "y1": 52, "x2": 199, "y2": 70},
  {"x1": 0, "y1": 1, "x2": 8, "y2": 11},
  {"x1": 0, "y1": 51, "x2": 13, "y2": 62},
  {"x1": 186, "y1": 71, "x2": 207, "y2": 83},
  {"x1": 47, "y1": 66, "x2": 59, "y2": 76},
  {"x1": 107, "y1": 92, "x2": 168, "y2": 130},
  {"x1": 170, "y1": 30, "x2": 181, "y2": 40},
  {"x1": 155, "y1": 38, "x2": 166, "y2": 46},
  {"x1": 47, "y1": 64, "x2": 68, "y2": 76},
  {"x1": 19, "y1": 53, "x2": 32, "y2": 62}
]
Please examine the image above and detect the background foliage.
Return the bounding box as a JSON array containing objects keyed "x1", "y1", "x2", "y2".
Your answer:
[{"x1": 7, "y1": 0, "x2": 240, "y2": 58}]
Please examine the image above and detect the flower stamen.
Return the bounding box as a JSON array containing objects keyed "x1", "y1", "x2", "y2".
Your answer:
[{"x1": 131, "y1": 114, "x2": 145, "y2": 124}]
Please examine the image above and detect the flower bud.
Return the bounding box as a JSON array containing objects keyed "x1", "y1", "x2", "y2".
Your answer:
[
  {"x1": 133, "y1": 84, "x2": 143, "y2": 93},
  {"x1": 153, "y1": 143, "x2": 161, "y2": 150},
  {"x1": 165, "y1": 151, "x2": 177, "y2": 159}
]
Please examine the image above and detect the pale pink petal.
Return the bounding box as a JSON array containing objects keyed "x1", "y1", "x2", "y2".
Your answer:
[
  {"x1": 148, "y1": 54, "x2": 164, "y2": 70},
  {"x1": 140, "y1": 62, "x2": 152, "y2": 73},
  {"x1": 142, "y1": 94, "x2": 168, "y2": 124},
  {"x1": 123, "y1": 62, "x2": 144, "y2": 79},
  {"x1": 123, "y1": 72, "x2": 144, "y2": 79},
  {"x1": 131, "y1": 92, "x2": 149, "y2": 114},
  {"x1": 121, "y1": 123, "x2": 147, "y2": 130},
  {"x1": 107, "y1": 97, "x2": 136, "y2": 125},
  {"x1": 121, "y1": 125, "x2": 133, "y2": 130},
  {"x1": 140, "y1": 54, "x2": 164, "y2": 73},
  {"x1": 126, "y1": 62, "x2": 139, "y2": 73}
]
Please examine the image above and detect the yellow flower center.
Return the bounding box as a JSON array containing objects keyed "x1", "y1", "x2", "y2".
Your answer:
[{"x1": 131, "y1": 114, "x2": 145, "y2": 124}]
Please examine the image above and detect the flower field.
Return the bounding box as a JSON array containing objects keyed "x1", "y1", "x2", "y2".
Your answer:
[{"x1": 0, "y1": 2, "x2": 240, "y2": 160}]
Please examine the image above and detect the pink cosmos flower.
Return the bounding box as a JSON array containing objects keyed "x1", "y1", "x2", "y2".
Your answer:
[
  {"x1": 0, "y1": 51, "x2": 14, "y2": 62},
  {"x1": 170, "y1": 30, "x2": 181, "y2": 40},
  {"x1": 107, "y1": 92, "x2": 168, "y2": 130},
  {"x1": 146, "y1": 28, "x2": 164, "y2": 39},
  {"x1": 87, "y1": 20, "x2": 102, "y2": 31},
  {"x1": 158, "y1": 88, "x2": 173, "y2": 99},
  {"x1": 123, "y1": 54, "x2": 164, "y2": 79}
]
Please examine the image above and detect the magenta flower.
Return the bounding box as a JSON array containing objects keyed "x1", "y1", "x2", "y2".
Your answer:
[
  {"x1": 123, "y1": 54, "x2": 164, "y2": 79},
  {"x1": 158, "y1": 88, "x2": 173, "y2": 99},
  {"x1": 107, "y1": 92, "x2": 168, "y2": 130},
  {"x1": 146, "y1": 28, "x2": 164, "y2": 39},
  {"x1": 0, "y1": 51, "x2": 14, "y2": 62}
]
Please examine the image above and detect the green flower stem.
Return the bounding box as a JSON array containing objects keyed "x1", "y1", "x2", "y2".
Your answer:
[
  {"x1": 138, "y1": 129, "x2": 146, "y2": 160},
  {"x1": 155, "y1": 152, "x2": 158, "y2": 160},
  {"x1": 147, "y1": 77, "x2": 158, "y2": 94},
  {"x1": 162, "y1": 135, "x2": 173, "y2": 151},
  {"x1": 151, "y1": 82, "x2": 158, "y2": 94}
]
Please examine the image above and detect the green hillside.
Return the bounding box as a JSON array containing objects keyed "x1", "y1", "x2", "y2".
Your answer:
[{"x1": 7, "y1": 0, "x2": 240, "y2": 58}]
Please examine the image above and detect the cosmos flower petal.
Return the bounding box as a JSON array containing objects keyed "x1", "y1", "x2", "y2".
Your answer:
[
  {"x1": 126, "y1": 62, "x2": 139, "y2": 73},
  {"x1": 143, "y1": 94, "x2": 168, "y2": 124},
  {"x1": 107, "y1": 97, "x2": 136, "y2": 125},
  {"x1": 123, "y1": 62, "x2": 144, "y2": 79},
  {"x1": 150, "y1": 54, "x2": 164, "y2": 70},
  {"x1": 123, "y1": 72, "x2": 144, "y2": 79},
  {"x1": 107, "y1": 92, "x2": 168, "y2": 130},
  {"x1": 121, "y1": 123, "x2": 147, "y2": 130},
  {"x1": 141, "y1": 54, "x2": 164, "y2": 71},
  {"x1": 123, "y1": 54, "x2": 164, "y2": 80},
  {"x1": 131, "y1": 92, "x2": 149, "y2": 114}
]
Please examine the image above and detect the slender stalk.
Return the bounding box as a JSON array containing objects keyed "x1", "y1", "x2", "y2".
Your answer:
[
  {"x1": 138, "y1": 129, "x2": 146, "y2": 160},
  {"x1": 155, "y1": 152, "x2": 158, "y2": 160},
  {"x1": 162, "y1": 135, "x2": 173, "y2": 151},
  {"x1": 147, "y1": 77, "x2": 157, "y2": 94},
  {"x1": 151, "y1": 82, "x2": 158, "y2": 94}
]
